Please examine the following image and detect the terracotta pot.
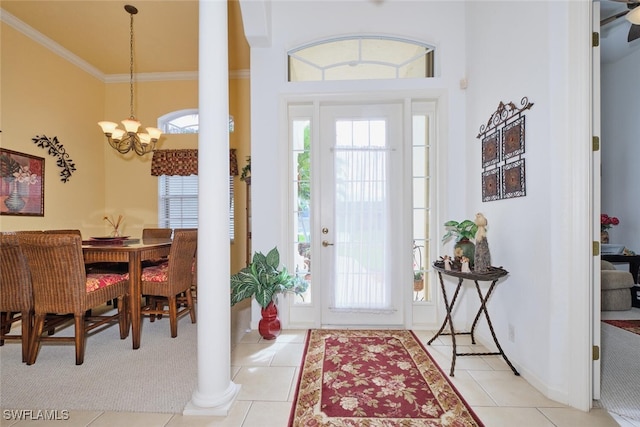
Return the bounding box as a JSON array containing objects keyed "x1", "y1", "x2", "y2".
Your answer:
[{"x1": 258, "y1": 301, "x2": 281, "y2": 340}]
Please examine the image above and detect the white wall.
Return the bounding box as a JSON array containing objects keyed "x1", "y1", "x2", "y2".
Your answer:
[
  {"x1": 601, "y1": 50, "x2": 640, "y2": 251},
  {"x1": 246, "y1": 0, "x2": 468, "y2": 326},
  {"x1": 243, "y1": 0, "x2": 593, "y2": 410},
  {"x1": 465, "y1": 0, "x2": 592, "y2": 408}
]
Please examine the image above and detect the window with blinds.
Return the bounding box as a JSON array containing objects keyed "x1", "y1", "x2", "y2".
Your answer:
[{"x1": 158, "y1": 175, "x2": 235, "y2": 241}]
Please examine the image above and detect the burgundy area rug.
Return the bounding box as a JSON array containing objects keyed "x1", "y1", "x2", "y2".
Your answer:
[
  {"x1": 603, "y1": 319, "x2": 640, "y2": 336},
  {"x1": 288, "y1": 329, "x2": 484, "y2": 427}
]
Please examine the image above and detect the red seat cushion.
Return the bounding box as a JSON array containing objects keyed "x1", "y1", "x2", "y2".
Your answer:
[
  {"x1": 141, "y1": 263, "x2": 169, "y2": 282},
  {"x1": 86, "y1": 273, "x2": 128, "y2": 292},
  {"x1": 141, "y1": 260, "x2": 195, "y2": 283}
]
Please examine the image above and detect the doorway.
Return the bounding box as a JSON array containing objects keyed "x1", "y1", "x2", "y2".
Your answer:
[{"x1": 317, "y1": 103, "x2": 404, "y2": 326}]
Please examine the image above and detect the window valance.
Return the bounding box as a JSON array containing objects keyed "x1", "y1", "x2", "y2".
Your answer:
[{"x1": 151, "y1": 149, "x2": 238, "y2": 176}]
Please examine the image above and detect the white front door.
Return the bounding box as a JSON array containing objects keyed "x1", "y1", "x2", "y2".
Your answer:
[{"x1": 318, "y1": 103, "x2": 404, "y2": 326}]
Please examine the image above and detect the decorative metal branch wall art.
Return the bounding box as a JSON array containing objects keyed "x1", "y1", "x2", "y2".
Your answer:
[
  {"x1": 477, "y1": 97, "x2": 534, "y2": 202},
  {"x1": 32, "y1": 135, "x2": 76, "y2": 183}
]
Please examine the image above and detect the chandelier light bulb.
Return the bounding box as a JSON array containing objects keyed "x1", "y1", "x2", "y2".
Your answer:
[
  {"x1": 112, "y1": 129, "x2": 126, "y2": 141},
  {"x1": 122, "y1": 118, "x2": 141, "y2": 133}
]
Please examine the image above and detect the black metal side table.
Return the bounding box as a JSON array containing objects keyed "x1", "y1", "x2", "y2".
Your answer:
[{"x1": 427, "y1": 261, "x2": 520, "y2": 377}]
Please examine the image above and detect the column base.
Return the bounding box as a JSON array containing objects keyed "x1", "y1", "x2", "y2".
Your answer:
[{"x1": 183, "y1": 382, "x2": 241, "y2": 416}]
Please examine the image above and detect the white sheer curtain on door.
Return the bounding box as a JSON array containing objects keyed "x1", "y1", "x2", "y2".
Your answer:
[{"x1": 332, "y1": 119, "x2": 392, "y2": 311}]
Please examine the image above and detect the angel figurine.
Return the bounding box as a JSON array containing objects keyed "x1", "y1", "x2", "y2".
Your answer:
[
  {"x1": 461, "y1": 256, "x2": 471, "y2": 273},
  {"x1": 443, "y1": 255, "x2": 452, "y2": 271}
]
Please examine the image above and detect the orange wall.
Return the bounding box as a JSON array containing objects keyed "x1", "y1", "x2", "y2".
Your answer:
[
  {"x1": 0, "y1": 23, "x2": 106, "y2": 235},
  {"x1": 0, "y1": 21, "x2": 251, "y2": 273}
]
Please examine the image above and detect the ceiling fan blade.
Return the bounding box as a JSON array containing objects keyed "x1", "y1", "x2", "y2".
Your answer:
[
  {"x1": 601, "y1": 10, "x2": 629, "y2": 26},
  {"x1": 629, "y1": 24, "x2": 640, "y2": 42}
]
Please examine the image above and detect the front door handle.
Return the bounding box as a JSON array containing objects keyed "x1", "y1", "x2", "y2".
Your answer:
[{"x1": 322, "y1": 240, "x2": 334, "y2": 247}]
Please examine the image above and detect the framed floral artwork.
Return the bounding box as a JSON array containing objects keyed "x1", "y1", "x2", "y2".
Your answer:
[{"x1": 0, "y1": 149, "x2": 45, "y2": 216}]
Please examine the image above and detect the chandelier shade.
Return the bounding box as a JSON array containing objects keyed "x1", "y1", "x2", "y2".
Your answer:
[{"x1": 98, "y1": 5, "x2": 162, "y2": 156}]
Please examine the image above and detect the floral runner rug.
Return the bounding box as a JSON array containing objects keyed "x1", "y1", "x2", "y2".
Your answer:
[
  {"x1": 602, "y1": 319, "x2": 640, "y2": 336},
  {"x1": 288, "y1": 329, "x2": 484, "y2": 426}
]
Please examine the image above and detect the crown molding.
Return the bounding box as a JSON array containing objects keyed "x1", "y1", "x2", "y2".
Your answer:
[
  {"x1": 104, "y1": 69, "x2": 249, "y2": 83},
  {"x1": 1, "y1": 8, "x2": 250, "y2": 83},
  {"x1": 1, "y1": 8, "x2": 104, "y2": 81},
  {"x1": 104, "y1": 72, "x2": 199, "y2": 83}
]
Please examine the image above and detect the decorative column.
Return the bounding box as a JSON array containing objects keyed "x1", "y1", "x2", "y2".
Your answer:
[{"x1": 183, "y1": 0, "x2": 240, "y2": 416}]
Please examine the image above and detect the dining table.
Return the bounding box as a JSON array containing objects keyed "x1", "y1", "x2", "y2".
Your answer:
[{"x1": 82, "y1": 238, "x2": 172, "y2": 349}]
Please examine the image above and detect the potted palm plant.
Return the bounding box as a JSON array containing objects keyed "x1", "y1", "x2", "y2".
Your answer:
[{"x1": 230, "y1": 246, "x2": 308, "y2": 339}]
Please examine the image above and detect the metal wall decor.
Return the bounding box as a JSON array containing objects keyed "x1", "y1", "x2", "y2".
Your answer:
[
  {"x1": 32, "y1": 135, "x2": 76, "y2": 183},
  {"x1": 477, "y1": 97, "x2": 534, "y2": 202}
]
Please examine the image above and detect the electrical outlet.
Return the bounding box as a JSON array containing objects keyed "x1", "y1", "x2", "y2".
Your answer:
[{"x1": 508, "y1": 324, "x2": 515, "y2": 342}]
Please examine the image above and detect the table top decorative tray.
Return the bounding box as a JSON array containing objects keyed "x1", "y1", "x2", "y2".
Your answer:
[
  {"x1": 83, "y1": 237, "x2": 139, "y2": 246},
  {"x1": 432, "y1": 260, "x2": 508, "y2": 280}
]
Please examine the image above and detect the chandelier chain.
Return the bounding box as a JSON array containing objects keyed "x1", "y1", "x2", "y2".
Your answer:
[
  {"x1": 97, "y1": 4, "x2": 161, "y2": 157},
  {"x1": 129, "y1": 11, "x2": 135, "y2": 120}
]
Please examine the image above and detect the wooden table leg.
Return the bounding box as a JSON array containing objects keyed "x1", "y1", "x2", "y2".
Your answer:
[{"x1": 129, "y1": 252, "x2": 142, "y2": 349}]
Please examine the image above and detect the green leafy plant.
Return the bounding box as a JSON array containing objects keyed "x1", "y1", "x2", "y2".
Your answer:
[
  {"x1": 0, "y1": 154, "x2": 22, "y2": 179},
  {"x1": 230, "y1": 246, "x2": 308, "y2": 308},
  {"x1": 442, "y1": 219, "x2": 478, "y2": 243},
  {"x1": 240, "y1": 156, "x2": 251, "y2": 182}
]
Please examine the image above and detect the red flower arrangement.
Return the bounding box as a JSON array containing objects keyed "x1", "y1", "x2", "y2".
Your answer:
[{"x1": 601, "y1": 214, "x2": 619, "y2": 232}]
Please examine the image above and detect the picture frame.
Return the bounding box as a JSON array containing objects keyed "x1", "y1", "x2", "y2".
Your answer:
[
  {"x1": 482, "y1": 168, "x2": 501, "y2": 202},
  {"x1": 481, "y1": 130, "x2": 501, "y2": 168},
  {"x1": 502, "y1": 159, "x2": 526, "y2": 199},
  {"x1": 0, "y1": 148, "x2": 45, "y2": 216},
  {"x1": 502, "y1": 116, "x2": 525, "y2": 160}
]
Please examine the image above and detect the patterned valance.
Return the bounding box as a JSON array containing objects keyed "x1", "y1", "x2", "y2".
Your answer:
[{"x1": 151, "y1": 149, "x2": 238, "y2": 176}]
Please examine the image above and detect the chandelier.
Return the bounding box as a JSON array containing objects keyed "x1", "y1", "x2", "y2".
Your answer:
[{"x1": 98, "y1": 5, "x2": 162, "y2": 156}]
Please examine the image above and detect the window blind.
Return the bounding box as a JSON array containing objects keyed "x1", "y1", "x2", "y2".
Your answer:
[{"x1": 158, "y1": 175, "x2": 235, "y2": 241}]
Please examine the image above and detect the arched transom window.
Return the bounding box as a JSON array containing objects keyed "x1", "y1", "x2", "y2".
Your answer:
[{"x1": 288, "y1": 36, "x2": 435, "y2": 82}]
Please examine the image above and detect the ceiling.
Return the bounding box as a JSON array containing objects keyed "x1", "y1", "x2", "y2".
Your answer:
[
  {"x1": 1, "y1": 1, "x2": 637, "y2": 78},
  {"x1": 0, "y1": 0, "x2": 249, "y2": 77}
]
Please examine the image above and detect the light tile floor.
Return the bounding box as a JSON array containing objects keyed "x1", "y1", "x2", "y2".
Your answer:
[{"x1": 0, "y1": 328, "x2": 627, "y2": 427}]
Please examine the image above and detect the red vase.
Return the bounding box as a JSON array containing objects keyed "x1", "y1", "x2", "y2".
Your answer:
[{"x1": 258, "y1": 301, "x2": 281, "y2": 340}]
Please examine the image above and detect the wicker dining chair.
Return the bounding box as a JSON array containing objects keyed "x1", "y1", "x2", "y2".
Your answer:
[
  {"x1": 0, "y1": 233, "x2": 36, "y2": 363},
  {"x1": 43, "y1": 229, "x2": 82, "y2": 236},
  {"x1": 18, "y1": 233, "x2": 130, "y2": 365},
  {"x1": 141, "y1": 228, "x2": 172, "y2": 268},
  {"x1": 1, "y1": 233, "x2": 69, "y2": 362},
  {"x1": 142, "y1": 228, "x2": 172, "y2": 241},
  {"x1": 141, "y1": 229, "x2": 197, "y2": 338}
]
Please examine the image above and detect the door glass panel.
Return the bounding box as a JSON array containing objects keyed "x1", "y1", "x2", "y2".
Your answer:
[
  {"x1": 332, "y1": 119, "x2": 391, "y2": 310},
  {"x1": 412, "y1": 114, "x2": 432, "y2": 302},
  {"x1": 292, "y1": 119, "x2": 312, "y2": 304}
]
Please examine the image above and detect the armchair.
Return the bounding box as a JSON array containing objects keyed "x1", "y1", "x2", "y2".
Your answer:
[{"x1": 601, "y1": 260, "x2": 634, "y2": 311}]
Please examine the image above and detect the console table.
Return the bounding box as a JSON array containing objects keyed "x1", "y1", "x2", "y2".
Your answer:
[
  {"x1": 427, "y1": 261, "x2": 519, "y2": 377},
  {"x1": 602, "y1": 254, "x2": 640, "y2": 284}
]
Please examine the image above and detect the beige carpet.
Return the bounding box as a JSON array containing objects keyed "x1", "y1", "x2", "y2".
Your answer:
[
  {"x1": 0, "y1": 309, "x2": 197, "y2": 413},
  {"x1": 598, "y1": 308, "x2": 640, "y2": 422}
]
